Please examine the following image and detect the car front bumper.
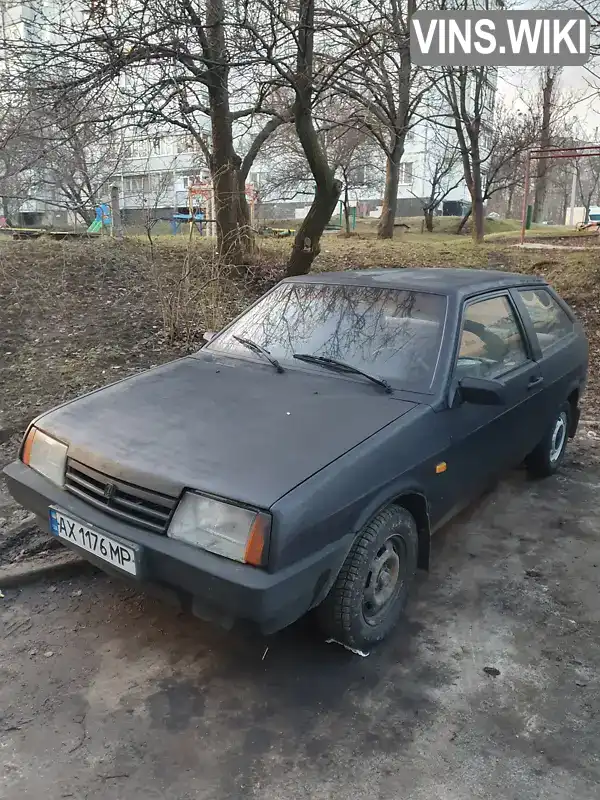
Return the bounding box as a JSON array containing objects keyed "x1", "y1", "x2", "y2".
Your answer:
[{"x1": 3, "y1": 461, "x2": 348, "y2": 634}]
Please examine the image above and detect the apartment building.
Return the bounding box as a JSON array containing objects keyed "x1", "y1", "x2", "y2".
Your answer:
[{"x1": 2, "y1": 2, "x2": 497, "y2": 227}]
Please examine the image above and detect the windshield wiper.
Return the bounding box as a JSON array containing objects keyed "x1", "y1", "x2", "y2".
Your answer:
[
  {"x1": 233, "y1": 336, "x2": 284, "y2": 373},
  {"x1": 293, "y1": 354, "x2": 392, "y2": 393}
]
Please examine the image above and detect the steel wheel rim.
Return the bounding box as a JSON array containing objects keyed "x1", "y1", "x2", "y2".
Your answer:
[
  {"x1": 549, "y1": 411, "x2": 568, "y2": 463},
  {"x1": 362, "y1": 536, "x2": 406, "y2": 626}
]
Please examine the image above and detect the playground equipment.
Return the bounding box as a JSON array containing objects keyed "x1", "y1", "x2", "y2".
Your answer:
[
  {"x1": 87, "y1": 203, "x2": 112, "y2": 234},
  {"x1": 520, "y1": 145, "x2": 600, "y2": 243},
  {"x1": 172, "y1": 181, "x2": 257, "y2": 236},
  {"x1": 186, "y1": 182, "x2": 211, "y2": 236},
  {"x1": 576, "y1": 205, "x2": 600, "y2": 233},
  {"x1": 170, "y1": 210, "x2": 205, "y2": 235}
]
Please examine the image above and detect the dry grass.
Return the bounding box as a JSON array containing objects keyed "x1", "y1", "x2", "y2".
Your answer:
[{"x1": 1, "y1": 227, "x2": 599, "y2": 442}]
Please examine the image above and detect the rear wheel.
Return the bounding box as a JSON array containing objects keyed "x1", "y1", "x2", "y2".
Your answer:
[
  {"x1": 316, "y1": 506, "x2": 418, "y2": 651},
  {"x1": 526, "y1": 402, "x2": 571, "y2": 478}
]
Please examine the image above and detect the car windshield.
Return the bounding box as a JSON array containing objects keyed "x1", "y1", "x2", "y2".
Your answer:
[{"x1": 208, "y1": 282, "x2": 447, "y2": 391}]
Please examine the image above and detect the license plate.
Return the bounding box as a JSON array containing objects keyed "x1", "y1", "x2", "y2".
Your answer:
[{"x1": 49, "y1": 508, "x2": 138, "y2": 576}]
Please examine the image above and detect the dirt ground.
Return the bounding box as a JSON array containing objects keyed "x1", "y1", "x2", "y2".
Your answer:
[{"x1": 1, "y1": 435, "x2": 600, "y2": 800}]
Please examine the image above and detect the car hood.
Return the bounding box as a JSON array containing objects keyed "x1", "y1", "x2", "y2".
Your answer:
[{"x1": 37, "y1": 353, "x2": 417, "y2": 508}]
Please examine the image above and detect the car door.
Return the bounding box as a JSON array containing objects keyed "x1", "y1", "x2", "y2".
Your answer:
[
  {"x1": 512, "y1": 286, "x2": 587, "y2": 422},
  {"x1": 432, "y1": 291, "x2": 547, "y2": 524}
]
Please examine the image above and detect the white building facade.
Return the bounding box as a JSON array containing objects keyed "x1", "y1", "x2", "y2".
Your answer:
[{"x1": 2, "y1": 1, "x2": 497, "y2": 228}]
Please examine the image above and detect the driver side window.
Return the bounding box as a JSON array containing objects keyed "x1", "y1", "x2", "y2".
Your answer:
[{"x1": 456, "y1": 296, "x2": 528, "y2": 380}]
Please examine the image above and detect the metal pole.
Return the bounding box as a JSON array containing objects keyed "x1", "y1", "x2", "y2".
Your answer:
[
  {"x1": 173, "y1": 168, "x2": 177, "y2": 215},
  {"x1": 520, "y1": 152, "x2": 530, "y2": 245},
  {"x1": 569, "y1": 165, "x2": 577, "y2": 226}
]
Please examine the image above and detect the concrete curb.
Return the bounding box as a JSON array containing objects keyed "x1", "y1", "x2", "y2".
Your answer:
[{"x1": 0, "y1": 551, "x2": 89, "y2": 589}]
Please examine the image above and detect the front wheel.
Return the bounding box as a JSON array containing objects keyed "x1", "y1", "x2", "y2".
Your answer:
[
  {"x1": 526, "y1": 401, "x2": 571, "y2": 478},
  {"x1": 316, "y1": 506, "x2": 418, "y2": 651}
]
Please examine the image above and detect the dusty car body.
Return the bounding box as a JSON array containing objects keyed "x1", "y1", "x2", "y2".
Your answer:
[{"x1": 4, "y1": 268, "x2": 588, "y2": 649}]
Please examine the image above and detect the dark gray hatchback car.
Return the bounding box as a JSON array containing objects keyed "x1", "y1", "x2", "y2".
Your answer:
[{"x1": 4, "y1": 268, "x2": 588, "y2": 650}]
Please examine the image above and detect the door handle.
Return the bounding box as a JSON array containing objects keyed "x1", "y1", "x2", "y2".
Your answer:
[{"x1": 527, "y1": 376, "x2": 544, "y2": 390}]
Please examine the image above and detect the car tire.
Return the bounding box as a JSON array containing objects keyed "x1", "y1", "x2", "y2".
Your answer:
[
  {"x1": 526, "y1": 401, "x2": 571, "y2": 478},
  {"x1": 316, "y1": 506, "x2": 418, "y2": 651}
]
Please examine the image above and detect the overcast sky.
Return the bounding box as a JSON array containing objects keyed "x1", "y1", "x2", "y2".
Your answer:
[
  {"x1": 495, "y1": 0, "x2": 600, "y2": 136},
  {"x1": 497, "y1": 64, "x2": 600, "y2": 138}
]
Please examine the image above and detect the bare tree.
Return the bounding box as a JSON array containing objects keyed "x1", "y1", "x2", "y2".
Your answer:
[
  {"x1": 0, "y1": 94, "x2": 50, "y2": 221},
  {"x1": 449, "y1": 103, "x2": 537, "y2": 234},
  {"x1": 332, "y1": 129, "x2": 380, "y2": 235},
  {"x1": 576, "y1": 155, "x2": 600, "y2": 220},
  {"x1": 258, "y1": 108, "x2": 380, "y2": 235},
  {"x1": 482, "y1": 105, "x2": 538, "y2": 207},
  {"x1": 438, "y1": 63, "x2": 498, "y2": 241},
  {"x1": 284, "y1": 0, "x2": 343, "y2": 274},
  {"x1": 4, "y1": 0, "x2": 290, "y2": 265},
  {"x1": 329, "y1": 0, "x2": 431, "y2": 239},
  {"x1": 34, "y1": 96, "x2": 125, "y2": 225},
  {"x1": 408, "y1": 130, "x2": 462, "y2": 231},
  {"x1": 532, "y1": 67, "x2": 562, "y2": 223}
]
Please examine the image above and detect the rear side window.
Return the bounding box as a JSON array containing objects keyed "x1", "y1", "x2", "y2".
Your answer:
[
  {"x1": 517, "y1": 289, "x2": 574, "y2": 352},
  {"x1": 456, "y1": 295, "x2": 528, "y2": 380}
]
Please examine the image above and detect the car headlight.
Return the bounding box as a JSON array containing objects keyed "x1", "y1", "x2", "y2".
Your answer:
[
  {"x1": 22, "y1": 427, "x2": 68, "y2": 487},
  {"x1": 167, "y1": 492, "x2": 270, "y2": 567}
]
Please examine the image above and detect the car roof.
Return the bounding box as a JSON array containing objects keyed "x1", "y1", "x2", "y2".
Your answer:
[{"x1": 284, "y1": 267, "x2": 547, "y2": 297}]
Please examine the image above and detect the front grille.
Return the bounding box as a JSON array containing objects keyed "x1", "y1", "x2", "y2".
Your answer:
[{"x1": 64, "y1": 459, "x2": 177, "y2": 534}]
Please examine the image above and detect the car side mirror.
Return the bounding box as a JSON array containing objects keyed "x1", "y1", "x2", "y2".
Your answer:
[
  {"x1": 458, "y1": 375, "x2": 506, "y2": 406},
  {"x1": 203, "y1": 330, "x2": 216, "y2": 343}
]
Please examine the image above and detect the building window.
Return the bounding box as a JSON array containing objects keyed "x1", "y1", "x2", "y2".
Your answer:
[
  {"x1": 248, "y1": 171, "x2": 263, "y2": 188},
  {"x1": 22, "y1": 20, "x2": 37, "y2": 40},
  {"x1": 176, "y1": 137, "x2": 205, "y2": 155},
  {"x1": 124, "y1": 140, "x2": 150, "y2": 160},
  {"x1": 123, "y1": 175, "x2": 150, "y2": 194},
  {"x1": 151, "y1": 138, "x2": 171, "y2": 156},
  {"x1": 182, "y1": 172, "x2": 209, "y2": 189},
  {"x1": 347, "y1": 165, "x2": 367, "y2": 186},
  {"x1": 151, "y1": 173, "x2": 174, "y2": 193},
  {"x1": 481, "y1": 132, "x2": 492, "y2": 150},
  {"x1": 399, "y1": 162, "x2": 413, "y2": 184}
]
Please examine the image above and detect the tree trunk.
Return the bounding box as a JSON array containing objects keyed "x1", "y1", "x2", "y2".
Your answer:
[
  {"x1": 469, "y1": 140, "x2": 485, "y2": 242},
  {"x1": 424, "y1": 209, "x2": 434, "y2": 232},
  {"x1": 206, "y1": 0, "x2": 244, "y2": 269},
  {"x1": 287, "y1": 182, "x2": 342, "y2": 277},
  {"x1": 236, "y1": 178, "x2": 255, "y2": 256},
  {"x1": 237, "y1": 114, "x2": 289, "y2": 256},
  {"x1": 76, "y1": 207, "x2": 94, "y2": 226},
  {"x1": 285, "y1": 0, "x2": 342, "y2": 277},
  {"x1": 209, "y1": 107, "x2": 244, "y2": 267},
  {"x1": 343, "y1": 184, "x2": 350, "y2": 235},
  {"x1": 378, "y1": 137, "x2": 402, "y2": 239},
  {"x1": 457, "y1": 206, "x2": 472, "y2": 234},
  {"x1": 532, "y1": 68, "x2": 556, "y2": 223},
  {"x1": 560, "y1": 191, "x2": 569, "y2": 225},
  {"x1": 506, "y1": 184, "x2": 515, "y2": 219},
  {"x1": 472, "y1": 195, "x2": 485, "y2": 242}
]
